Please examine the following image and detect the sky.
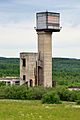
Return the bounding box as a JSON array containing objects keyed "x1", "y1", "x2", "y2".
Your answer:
[{"x1": 0, "y1": 0, "x2": 80, "y2": 58}]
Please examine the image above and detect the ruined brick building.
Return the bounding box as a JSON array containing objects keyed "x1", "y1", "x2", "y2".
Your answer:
[{"x1": 20, "y1": 11, "x2": 61, "y2": 87}]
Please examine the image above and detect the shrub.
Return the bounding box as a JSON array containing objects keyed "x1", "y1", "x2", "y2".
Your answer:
[
  {"x1": 69, "y1": 91, "x2": 78, "y2": 102},
  {"x1": 42, "y1": 91, "x2": 61, "y2": 104},
  {"x1": 56, "y1": 86, "x2": 79, "y2": 102},
  {"x1": 0, "y1": 85, "x2": 79, "y2": 102},
  {"x1": 0, "y1": 85, "x2": 47, "y2": 100},
  {"x1": 25, "y1": 87, "x2": 35, "y2": 100},
  {"x1": 0, "y1": 86, "x2": 6, "y2": 98},
  {"x1": 56, "y1": 86, "x2": 67, "y2": 101},
  {"x1": 0, "y1": 81, "x2": 6, "y2": 87},
  {"x1": 76, "y1": 100, "x2": 80, "y2": 105},
  {"x1": 24, "y1": 86, "x2": 46, "y2": 100},
  {"x1": 4, "y1": 85, "x2": 27, "y2": 99},
  {"x1": 32, "y1": 86, "x2": 47, "y2": 100}
]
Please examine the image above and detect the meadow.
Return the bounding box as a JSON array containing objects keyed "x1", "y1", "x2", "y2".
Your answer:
[{"x1": 0, "y1": 100, "x2": 80, "y2": 120}]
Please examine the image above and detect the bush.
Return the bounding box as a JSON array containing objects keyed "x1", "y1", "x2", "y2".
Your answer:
[
  {"x1": 56, "y1": 86, "x2": 68, "y2": 101},
  {"x1": 0, "y1": 85, "x2": 80, "y2": 103},
  {"x1": 4, "y1": 85, "x2": 28, "y2": 99},
  {"x1": 24, "y1": 87, "x2": 33, "y2": 100},
  {"x1": 0, "y1": 86, "x2": 6, "y2": 98},
  {"x1": 0, "y1": 81, "x2": 6, "y2": 87},
  {"x1": 56, "y1": 86, "x2": 80, "y2": 102},
  {"x1": 76, "y1": 100, "x2": 80, "y2": 105},
  {"x1": 69, "y1": 91, "x2": 78, "y2": 102},
  {"x1": 42, "y1": 91, "x2": 61, "y2": 104},
  {"x1": 32, "y1": 86, "x2": 47, "y2": 100},
  {"x1": 0, "y1": 85, "x2": 47, "y2": 100}
]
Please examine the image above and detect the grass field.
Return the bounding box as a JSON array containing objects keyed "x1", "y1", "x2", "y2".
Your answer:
[{"x1": 0, "y1": 100, "x2": 80, "y2": 120}]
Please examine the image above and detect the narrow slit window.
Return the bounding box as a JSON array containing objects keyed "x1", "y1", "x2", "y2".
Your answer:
[
  {"x1": 22, "y1": 59, "x2": 26, "y2": 67},
  {"x1": 23, "y1": 75, "x2": 26, "y2": 80}
]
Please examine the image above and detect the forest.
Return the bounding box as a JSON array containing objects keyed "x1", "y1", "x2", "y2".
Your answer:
[
  {"x1": 52, "y1": 58, "x2": 80, "y2": 86},
  {"x1": 0, "y1": 57, "x2": 80, "y2": 86},
  {"x1": 0, "y1": 57, "x2": 19, "y2": 77}
]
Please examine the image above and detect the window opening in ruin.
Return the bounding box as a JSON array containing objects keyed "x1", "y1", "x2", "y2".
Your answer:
[
  {"x1": 22, "y1": 59, "x2": 26, "y2": 67},
  {"x1": 15, "y1": 81, "x2": 20, "y2": 85},
  {"x1": 23, "y1": 75, "x2": 26, "y2": 80}
]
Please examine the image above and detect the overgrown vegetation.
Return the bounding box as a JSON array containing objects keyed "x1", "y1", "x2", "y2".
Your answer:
[
  {"x1": 0, "y1": 85, "x2": 80, "y2": 104},
  {"x1": 56, "y1": 86, "x2": 80, "y2": 102},
  {"x1": 42, "y1": 91, "x2": 61, "y2": 104},
  {"x1": 0, "y1": 86, "x2": 47, "y2": 100}
]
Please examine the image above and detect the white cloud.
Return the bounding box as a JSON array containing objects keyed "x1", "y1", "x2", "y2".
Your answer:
[
  {"x1": 0, "y1": 0, "x2": 80, "y2": 58},
  {"x1": 53, "y1": 47, "x2": 80, "y2": 59},
  {"x1": 52, "y1": 26, "x2": 80, "y2": 58},
  {"x1": 53, "y1": 26, "x2": 80, "y2": 47},
  {"x1": 0, "y1": 21, "x2": 37, "y2": 57},
  {"x1": 0, "y1": 21, "x2": 80, "y2": 58}
]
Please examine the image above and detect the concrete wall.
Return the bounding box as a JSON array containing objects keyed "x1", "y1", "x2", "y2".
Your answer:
[
  {"x1": 20, "y1": 52, "x2": 38, "y2": 86},
  {"x1": 37, "y1": 31, "x2": 52, "y2": 87}
]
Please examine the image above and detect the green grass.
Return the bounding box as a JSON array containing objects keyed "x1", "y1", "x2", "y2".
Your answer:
[{"x1": 0, "y1": 100, "x2": 80, "y2": 120}]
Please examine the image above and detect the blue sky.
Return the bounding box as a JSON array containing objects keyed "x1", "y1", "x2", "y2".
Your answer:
[{"x1": 0, "y1": 0, "x2": 80, "y2": 58}]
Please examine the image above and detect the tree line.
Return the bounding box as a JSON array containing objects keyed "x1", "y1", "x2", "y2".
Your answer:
[
  {"x1": 52, "y1": 58, "x2": 80, "y2": 86},
  {"x1": 0, "y1": 57, "x2": 80, "y2": 86},
  {"x1": 0, "y1": 57, "x2": 19, "y2": 77}
]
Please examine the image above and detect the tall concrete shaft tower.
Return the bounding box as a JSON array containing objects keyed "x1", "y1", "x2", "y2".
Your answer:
[{"x1": 36, "y1": 12, "x2": 61, "y2": 87}]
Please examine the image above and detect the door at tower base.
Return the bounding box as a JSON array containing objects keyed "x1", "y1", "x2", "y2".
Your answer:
[{"x1": 36, "y1": 12, "x2": 60, "y2": 32}]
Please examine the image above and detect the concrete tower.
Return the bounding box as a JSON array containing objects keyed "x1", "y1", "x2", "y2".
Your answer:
[
  {"x1": 20, "y1": 11, "x2": 61, "y2": 87},
  {"x1": 36, "y1": 12, "x2": 61, "y2": 87}
]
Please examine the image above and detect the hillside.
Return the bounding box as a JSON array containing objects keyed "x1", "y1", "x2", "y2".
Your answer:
[
  {"x1": 52, "y1": 58, "x2": 80, "y2": 86},
  {"x1": 0, "y1": 57, "x2": 80, "y2": 86},
  {"x1": 0, "y1": 57, "x2": 19, "y2": 77}
]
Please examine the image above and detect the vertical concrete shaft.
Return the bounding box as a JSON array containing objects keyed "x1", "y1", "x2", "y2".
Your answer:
[{"x1": 38, "y1": 31, "x2": 52, "y2": 87}]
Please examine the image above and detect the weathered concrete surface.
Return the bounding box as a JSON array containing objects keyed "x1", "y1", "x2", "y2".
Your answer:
[
  {"x1": 37, "y1": 31, "x2": 52, "y2": 87},
  {"x1": 20, "y1": 52, "x2": 38, "y2": 86}
]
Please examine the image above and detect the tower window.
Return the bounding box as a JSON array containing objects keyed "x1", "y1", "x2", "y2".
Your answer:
[
  {"x1": 22, "y1": 59, "x2": 26, "y2": 67},
  {"x1": 23, "y1": 75, "x2": 26, "y2": 80}
]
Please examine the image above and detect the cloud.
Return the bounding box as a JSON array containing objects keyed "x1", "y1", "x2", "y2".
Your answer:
[
  {"x1": 53, "y1": 26, "x2": 80, "y2": 47},
  {"x1": 52, "y1": 26, "x2": 80, "y2": 58},
  {"x1": 0, "y1": 21, "x2": 80, "y2": 58},
  {"x1": 0, "y1": 0, "x2": 80, "y2": 27},
  {"x1": 0, "y1": 22, "x2": 37, "y2": 56},
  {"x1": 53, "y1": 47, "x2": 80, "y2": 59},
  {"x1": 0, "y1": 0, "x2": 80, "y2": 58}
]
